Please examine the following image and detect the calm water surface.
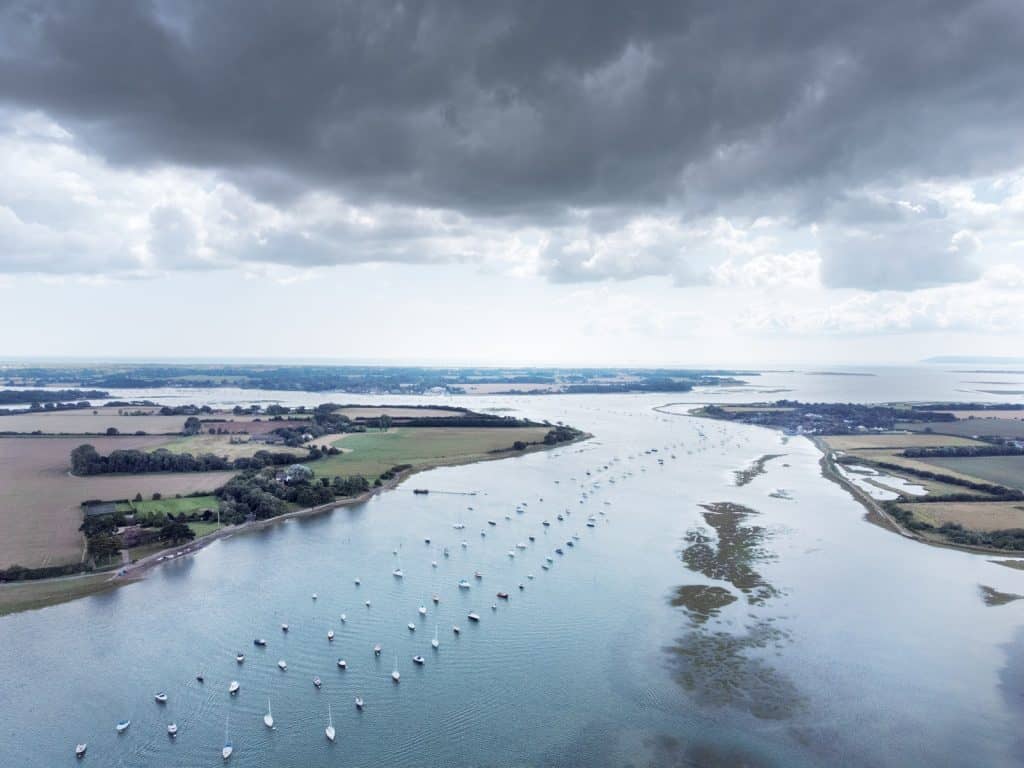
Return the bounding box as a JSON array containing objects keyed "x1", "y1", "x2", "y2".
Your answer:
[{"x1": 2, "y1": 371, "x2": 1024, "y2": 767}]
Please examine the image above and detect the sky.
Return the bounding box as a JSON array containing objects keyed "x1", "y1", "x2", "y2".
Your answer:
[{"x1": 1, "y1": 0, "x2": 1023, "y2": 366}]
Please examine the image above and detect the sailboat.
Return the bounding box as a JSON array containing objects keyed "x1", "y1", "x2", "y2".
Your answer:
[
  {"x1": 325, "y1": 704, "x2": 336, "y2": 742},
  {"x1": 355, "y1": 695, "x2": 364, "y2": 710},
  {"x1": 222, "y1": 714, "x2": 233, "y2": 760},
  {"x1": 392, "y1": 552, "x2": 404, "y2": 578},
  {"x1": 264, "y1": 699, "x2": 274, "y2": 728},
  {"x1": 432, "y1": 624, "x2": 439, "y2": 649},
  {"x1": 75, "y1": 743, "x2": 87, "y2": 758},
  {"x1": 167, "y1": 722, "x2": 178, "y2": 737},
  {"x1": 392, "y1": 654, "x2": 400, "y2": 682},
  {"x1": 229, "y1": 680, "x2": 240, "y2": 694}
]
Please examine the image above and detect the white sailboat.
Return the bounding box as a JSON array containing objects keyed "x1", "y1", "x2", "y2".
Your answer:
[
  {"x1": 325, "y1": 704, "x2": 336, "y2": 742},
  {"x1": 222, "y1": 714, "x2": 233, "y2": 760},
  {"x1": 432, "y1": 623, "x2": 439, "y2": 649},
  {"x1": 392, "y1": 654, "x2": 400, "y2": 682},
  {"x1": 264, "y1": 699, "x2": 274, "y2": 729}
]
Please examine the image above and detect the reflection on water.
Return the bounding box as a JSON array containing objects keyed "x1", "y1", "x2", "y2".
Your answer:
[
  {"x1": 669, "y1": 501, "x2": 799, "y2": 721},
  {"x1": 670, "y1": 584, "x2": 736, "y2": 624},
  {"x1": 680, "y1": 502, "x2": 778, "y2": 605},
  {"x1": 668, "y1": 621, "x2": 800, "y2": 720}
]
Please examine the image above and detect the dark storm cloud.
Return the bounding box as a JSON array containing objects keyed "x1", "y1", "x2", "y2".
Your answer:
[{"x1": 1, "y1": 0, "x2": 1022, "y2": 285}]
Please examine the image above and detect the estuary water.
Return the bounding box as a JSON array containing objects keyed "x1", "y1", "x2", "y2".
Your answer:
[{"x1": 2, "y1": 368, "x2": 1024, "y2": 766}]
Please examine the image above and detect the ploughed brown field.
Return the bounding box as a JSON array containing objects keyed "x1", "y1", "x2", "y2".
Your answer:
[
  {"x1": 0, "y1": 436, "x2": 235, "y2": 569},
  {"x1": 0, "y1": 406, "x2": 187, "y2": 435},
  {"x1": 896, "y1": 501, "x2": 1024, "y2": 532}
]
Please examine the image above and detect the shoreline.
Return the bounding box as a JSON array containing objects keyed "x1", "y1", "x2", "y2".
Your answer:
[
  {"x1": 659, "y1": 401, "x2": 1024, "y2": 559},
  {"x1": 0, "y1": 432, "x2": 591, "y2": 616},
  {"x1": 812, "y1": 436, "x2": 1024, "y2": 557}
]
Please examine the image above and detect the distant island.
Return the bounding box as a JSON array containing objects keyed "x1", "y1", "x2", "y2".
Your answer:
[
  {"x1": 0, "y1": 363, "x2": 755, "y2": 396},
  {"x1": 923, "y1": 356, "x2": 1024, "y2": 364}
]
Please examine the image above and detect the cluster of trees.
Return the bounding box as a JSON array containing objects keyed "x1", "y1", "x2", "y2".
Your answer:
[
  {"x1": 703, "y1": 401, "x2": 957, "y2": 435},
  {"x1": 70, "y1": 444, "x2": 311, "y2": 475},
  {"x1": 215, "y1": 468, "x2": 371, "y2": 524},
  {"x1": 544, "y1": 425, "x2": 582, "y2": 444},
  {"x1": 271, "y1": 404, "x2": 365, "y2": 446},
  {"x1": 0, "y1": 388, "x2": 108, "y2": 405},
  {"x1": 159, "y1": 404, "x2": 213, "y2": 416}
]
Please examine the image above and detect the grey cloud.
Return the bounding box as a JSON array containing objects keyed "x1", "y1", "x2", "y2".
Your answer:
[{"x1": 0, "y1": 0, "x2": 1022, "y2": 282}]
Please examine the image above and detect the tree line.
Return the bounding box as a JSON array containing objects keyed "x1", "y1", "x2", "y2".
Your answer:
[{"x1": 70, "y1": 444, "x2": 315, "y2": 475}]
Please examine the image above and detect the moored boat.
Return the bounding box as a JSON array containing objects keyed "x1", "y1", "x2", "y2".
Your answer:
[{"x1": 75, "y1": 743, "x2": 87, "y2": 758}]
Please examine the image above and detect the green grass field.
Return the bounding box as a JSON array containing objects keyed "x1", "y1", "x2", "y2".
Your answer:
[
  {"x1": 187, "y1": 521, "x2": 223, "y2": 537},
  {"x1": 312, "y1": 426, "x2": 551, "y2": 480},
  {"x1": 116, "y1": 495, "x2": 219, "y2": 521},
  {"x1": 917, "y1": 455, "x2": 1024, "y2": 491}
]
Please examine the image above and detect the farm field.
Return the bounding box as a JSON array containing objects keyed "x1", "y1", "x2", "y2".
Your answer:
[
  {"x1": 822, "y1": 433, "x2": 983, "y2": 450},
  {"x1": 898, "y1": 419, "x2": 1024, "y2": 439},
  {"x1": 0, "y1": 406, "x2": 186, "y2": 435},
  {"x1": 896, "y1": 501, "x2": 1024, "y2": 532},
  {"x1": 312, "y1": 426, "x2": 552, "y2": 480},
  {"x1": 935, "y1": 410, "x2": 1024, "y2": 420},
  {"x1": 154, "y1": 433, "x2": 306, "y2": 460},
  {"x1": 0, "y1": 436, "x2": 235, "y2": 569},
  {"x1": 850, "y1": 449, "x2": 992, "y2": 485},
  {"x1": 196, "y1": 417, "x2": 310, "y2": 435},
  {"x1": 916, "y1": 455, "x2": 1024, "y2": 491}
]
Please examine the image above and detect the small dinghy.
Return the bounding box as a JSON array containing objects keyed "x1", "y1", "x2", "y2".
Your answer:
[
  {"x1": 312, "y1": 593, "x2": 318, "y2": 600},
  {"x1": 452, "y1": 625, "x2": 461, "y2": 634},
  {"x1": 327, "y1": 630, "x2": 335, "y2": 641},
  {"x1": 458, "y1": 579, "x2": 471, "y2": 589},
  {"x1": 418, "y1": 604, "x2": 427, "y2": 616},
  {"x1": 278, "y1": 660, "x2": 287, "y2": 670},
  {"x1": 229, "y1": 680, "x2": 240, "y2": 694},
  {"x1": 155, "y1": 691, "x2": 168, "y2": 703},
  {"x1": 337, "y1": 658, "x2": 347, "y2": 669},
  {"x1": 253, "y1": 638, "x2": 267, "y2": 647},
  {"x1": 408, "y1": 622, "x2": 416, "y2": 631},
  {"x1": 167, "y1": 722, "x2": 178, "y2": 737},
  {"x1": 340, "y1": 613, "x2": 346, "y2": 622},
  {"x1": 354, "y1": 577, "x2": 361, "y2": 585},
  {"x1": 75, "y1": 743, "x2": 87, "y2": 758},
  {"x1": 467, "y1": 612, "x2": 480, "y2": 622},
  {"x1": 313, "y1": 677, "x2": 322, "y2": 689},
  {"x1": 374, "y1": 644, "x2": 382, "y2": 656},
  {"x1": 412, "y1": 655, "x2": 425, "y2": 665},
  {"x1": 196, "y1": 672, "x2": 205, "y2": 682},
  {"x1": 281, "y1": 623, "x2": 289, "y2": 632},
  {"x1": 355, "y1": 696, "x2": 364, "y2": 710},
  {"x1": 116, "y1": 720, "x2": 131, "y2": 733},
  {"x1": 365, "y1": 600, "x2": 372, "y2": 607},
  {"x1": 236, "y1": 653, "x2": 245, "y2": 663},
  {"x1": 432, "y1": 594, "x2": 440, "y2": 604},
  {"x1": 497, "y1": 592, "x2": 509, "y2": 600},
  {"x1": 474, "y1": 571, "x2": 483, "y2": 580}
]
